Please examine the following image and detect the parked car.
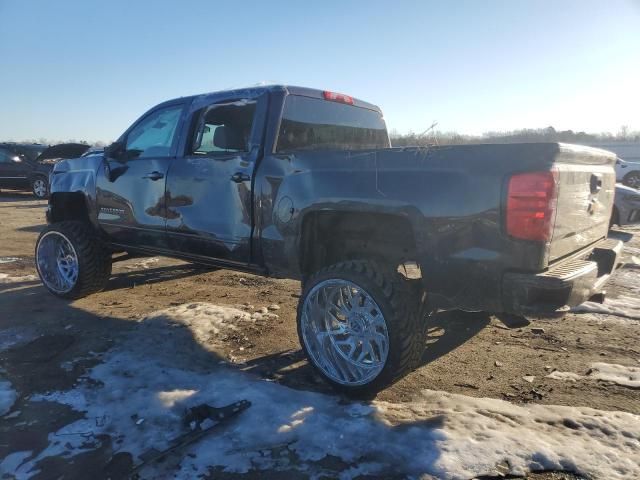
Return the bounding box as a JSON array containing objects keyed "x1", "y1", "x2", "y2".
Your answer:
[
  {"x1": 0, "y1": 143, "x2": 90, "y2": 198},
  {"x1": 37, "y1": 85, "x2": 622, "y2": 394},
  {"x1": 611, "y1": 183, "x2": 640, "y2": 226},
  {"x1": 615, "y1": 157, "x2": 640, "y2": 189}
]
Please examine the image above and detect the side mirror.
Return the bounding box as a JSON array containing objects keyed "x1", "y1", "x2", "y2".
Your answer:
[
  {"x1": 12, "y1": 155, "x2": 22, "y2": 163},
  {"x1": 105, "y1": 141, "x2": 125, "y2": 161}
]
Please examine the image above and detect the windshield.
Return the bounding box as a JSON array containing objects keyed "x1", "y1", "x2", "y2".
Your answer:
[{"x1": 276, "y1": 95, "x2": 389, "y2": 152}]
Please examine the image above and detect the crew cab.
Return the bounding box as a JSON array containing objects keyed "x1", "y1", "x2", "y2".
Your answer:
[{"x1": 36, "y1": 85, "x2": 622, "y2": 394}]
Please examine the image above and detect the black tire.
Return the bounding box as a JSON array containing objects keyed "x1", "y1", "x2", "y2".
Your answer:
[
  {"x1": 297, "y1": 260, "x2": 428, "y2": 396},
  {"x1": 31, "y1": 175, "x2": 49, "y2": 199},
  {"x1": 35, "y1": 221, "x2": 112, "y2": 299},
  {"x1": 622, "y1": 171, "x2": 640, "y2": 190}
]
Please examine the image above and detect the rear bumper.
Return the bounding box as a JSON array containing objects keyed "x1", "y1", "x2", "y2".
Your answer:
[{"x1": 502, "y1": 238, "x2": 623, "y2": 315}]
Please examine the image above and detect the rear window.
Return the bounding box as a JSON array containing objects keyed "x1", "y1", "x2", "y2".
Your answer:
[{"x1": 276, "y1": 95, "x2": 389, "y2": 152}]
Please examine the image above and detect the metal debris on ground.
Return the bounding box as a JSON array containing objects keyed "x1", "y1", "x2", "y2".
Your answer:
[{"x1": 132, "y1": 399, "x2": 251, "y2": 474}]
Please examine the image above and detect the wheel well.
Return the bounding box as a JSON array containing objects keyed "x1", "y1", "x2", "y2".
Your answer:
[
  {"x1": 299, "y1": 212, "x2": 418, "y2": 277},
  {"x1": 49, "y1": 192, "x2": 90, "y2": 224}
]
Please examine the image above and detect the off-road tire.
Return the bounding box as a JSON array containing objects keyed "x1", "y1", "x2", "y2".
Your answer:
[
  {"x1": 297, "y1": 260, "x2": 428, "y2": 396},
  {"x1": 35, "y1": 221, "x2": 112, "y2": 299}
]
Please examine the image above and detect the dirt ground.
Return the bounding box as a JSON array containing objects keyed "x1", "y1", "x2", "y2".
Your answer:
[{"x1": 1, "y1": 190, "x2": 638, "y2": 479}]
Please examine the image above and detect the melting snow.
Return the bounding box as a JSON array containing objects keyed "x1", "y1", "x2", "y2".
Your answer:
[
  {"x1": 123, "y1": 257, "x2": 160, "y2": 270},
  {"x1": 12, "y1": 303, "x2": 640, "y2": 479},
  {"x1": 0, "y1": 257, "x2": 20, "y2": 264},
  {"x1": 0, "y1": 273, "x2": 37, "y2": 284},
  {"x1": 0, "y1": 451, "x2": 32, "y2": 476},
  {"x1": 0, "y1": 327, "x2": 38, "y2": 352},
  {"x1": 572, "y1": 295, "x2": 640, "y2": 320},
  {"x1": 548, "y1": 363, "x2": 640, "y2": 388},
  {"x1": 0, "y1": 378, "x2": 17, "y2": 416}
]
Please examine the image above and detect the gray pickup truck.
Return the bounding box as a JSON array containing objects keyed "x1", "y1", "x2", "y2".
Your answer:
[{"x1": 37, "y1": 85, "x2": 621, "y2": 394}]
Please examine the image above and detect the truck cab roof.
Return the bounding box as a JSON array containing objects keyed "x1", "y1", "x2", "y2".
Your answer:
[{"x1": 160, "y1": 85, "x2": 383, "y2": 113}]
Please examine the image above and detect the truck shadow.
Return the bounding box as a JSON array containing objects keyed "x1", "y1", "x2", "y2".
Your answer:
[
  {"x1": 104, "y1": 264, "x2": 216, "y2": 291},
  {"x1": 0, "y1": 282, "x2": 446, "y2": 479},
  {"x1": 420, "y1": 310, "x2": 491, "y2": 365}
]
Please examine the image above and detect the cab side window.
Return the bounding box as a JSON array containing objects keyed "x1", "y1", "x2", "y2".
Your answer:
[
  {"x1": 125, "y1": 105, "x2": 183, "y2": 159},
  {"x1": 190, "y1": 100, "x2": 256, "y2": 156}
]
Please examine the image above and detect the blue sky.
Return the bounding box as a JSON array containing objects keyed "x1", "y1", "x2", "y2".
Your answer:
[{"x1": 1, "y1": 0, "x2": 639, "y2": 142}]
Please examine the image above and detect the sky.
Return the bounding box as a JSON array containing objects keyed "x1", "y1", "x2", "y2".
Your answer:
[{"x1": 1, "y1": 0, "x2": 639, "y2": 143}]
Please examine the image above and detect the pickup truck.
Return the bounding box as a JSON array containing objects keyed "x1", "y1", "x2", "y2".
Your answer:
[{"x1": 36, "y1": 85, "x2": 622, "y2": 394}]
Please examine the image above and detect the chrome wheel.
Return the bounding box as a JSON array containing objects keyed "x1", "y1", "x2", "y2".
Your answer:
[
  {"x1": 33, "y1": 178, "x2": 48, "y2": 198},
  {"x1": 36, "y1": 231, "x2": 79, "y2": 294},
  {"x1": 300, "y1": 279, "x2": 389, "y2": 386}
]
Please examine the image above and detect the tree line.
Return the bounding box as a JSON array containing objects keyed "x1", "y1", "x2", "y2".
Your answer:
[
  {"x1": 389, "y1": 126, "x2": 640, "y2": 146},
  {"x1": 9, "y1": 125, "x2": 640, "y2": 148}
]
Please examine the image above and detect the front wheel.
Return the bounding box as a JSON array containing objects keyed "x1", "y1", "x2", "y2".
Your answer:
[
  {"x1": 297, "y1": 260, "x2": 427, "y2": 395},
  {"x1": 622, "y1": 171, "x2": 640, "y2": 189},
  {"x1": 31, "y1": 176, "x2": 49, "y2": 199},
  {"x1": 35, "y1": 221, "x2": 112, "y2": 299}
]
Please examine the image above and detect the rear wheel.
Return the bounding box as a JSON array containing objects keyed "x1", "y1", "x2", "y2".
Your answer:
[
  {"x1": 31, "y1": 176, "x2": 49, "y2": 199},
  {"x1": 35, "y1": 221, "x2": 112, "y2": 299},
  {"x1": 622, "y1": 171, "x2": 640, "y2": 189},
  {"x1": 297, "y1": 260, "x2": 427, "y2": 396}
]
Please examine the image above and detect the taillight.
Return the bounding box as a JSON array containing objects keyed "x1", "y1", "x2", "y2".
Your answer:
[
  {"x1": 322, "y1": 90, "x2": 354, "y2": 105},
  {"x1": 506, "y1": 170, "x2": 558, "y2": 242}
]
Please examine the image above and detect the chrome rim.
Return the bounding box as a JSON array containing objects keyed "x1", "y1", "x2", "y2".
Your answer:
[
  {"x1": 36, "y1": 231, "x2": 79, "y2": 294},
  {"x1": 301, "y1": 279, "x2": 389, "y2": 386},
  {"x1": 33, "y1": 179, "x2": 47, "y2": 198}
]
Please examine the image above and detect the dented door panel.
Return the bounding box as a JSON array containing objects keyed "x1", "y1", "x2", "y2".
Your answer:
[{"x1": 165, "y1": 154, "x2": 254, "y2": 262}]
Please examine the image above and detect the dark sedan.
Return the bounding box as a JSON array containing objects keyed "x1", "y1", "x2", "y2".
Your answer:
[{"x1": 0, "y1": 143, "x2": 90, "y2": 198}]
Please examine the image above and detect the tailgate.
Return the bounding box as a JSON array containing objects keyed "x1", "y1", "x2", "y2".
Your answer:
[{"x1": 549, "y1": 144, "x2": 616, "y2": 262}]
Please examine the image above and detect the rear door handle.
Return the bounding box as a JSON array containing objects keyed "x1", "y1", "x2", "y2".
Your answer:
[
  {"x1": 231, "y1": 172, "x2": 251, "y2": 183},
  {"x1": 143, "y1": 171, "x2": 164, "y2": 181}
]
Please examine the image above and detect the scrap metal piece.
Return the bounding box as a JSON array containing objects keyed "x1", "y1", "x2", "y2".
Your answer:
[{"x1": 133, "y1": 399, "x2": 251, "y2": 473}]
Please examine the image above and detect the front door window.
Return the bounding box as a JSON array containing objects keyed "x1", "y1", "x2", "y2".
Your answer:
[{"x1": 125, "y1": 105, "x2": 183, "y2": 159}]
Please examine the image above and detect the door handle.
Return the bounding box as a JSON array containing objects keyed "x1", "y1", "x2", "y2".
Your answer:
[
  {"x1": 231, "y1": 172, "x2": 251, "y2": 183},
  {"x1": 143, "y1": 171, "x2": 164, "y2": 181}
]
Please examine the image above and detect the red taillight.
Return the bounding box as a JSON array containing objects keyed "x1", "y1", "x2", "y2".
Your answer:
[
  {"x1": 322, "y1": 90, "x2": 354, "y2": 105},
  {"x1": 506, "y1": 171, "x2": 558, "y2": 242}
]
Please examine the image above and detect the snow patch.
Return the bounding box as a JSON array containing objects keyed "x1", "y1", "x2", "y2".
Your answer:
[
  {"x1": 141, "y1": 303, "x2": 255, "y2": 345},
  {"x1": 548, "y1": 362, "x2": 640, "y2": 388},
  {"x1": 13, "y1": 303, "x2": 640, "y2": 479},
  {"x1": 572, "y1": 295, "x2": 640, "y2": 320},
  {"x1": 123, "y1": 257, "x2": 160, "y2": 270},
  {"x1": 0, "y1": 378, "x2": 17, "y2": 416},
  {"x1": 0, "y1": 451, "x2": 32, "y2": 476},
  {"x1": 0, "y1": 327, "x2": 38, "y2": 351},
  {"x1": 0, "y1": 273, "x2": 37, "y2": 284},
  {"x1": 0, "y1": 257, "x2": 20, "y2": 264}
]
